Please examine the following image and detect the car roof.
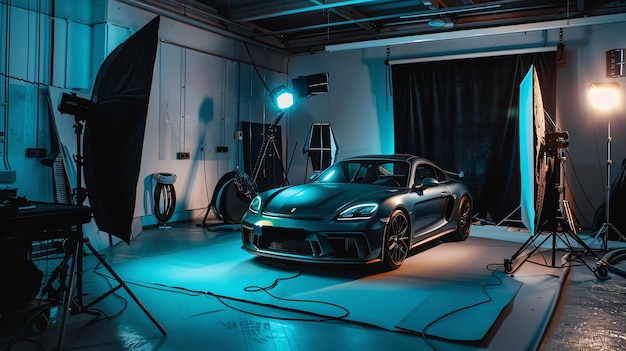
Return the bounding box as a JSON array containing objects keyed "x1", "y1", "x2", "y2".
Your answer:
[{"x1": 342, "y1": 154, "x2": 430, "y2": 163}]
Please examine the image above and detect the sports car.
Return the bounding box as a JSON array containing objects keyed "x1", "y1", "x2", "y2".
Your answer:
[{"x1": 241, "y1": 154, "x2": 472, "y2": 270}]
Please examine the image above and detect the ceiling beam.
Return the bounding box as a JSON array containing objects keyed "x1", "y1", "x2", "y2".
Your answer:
[
  {"x1": 325, "y1": 12, "x2": 626, "y2": 52},
  {"x1": 233, "y1": 0, "x2": 376, "y2": 22},
  {"x1": 254, "y1": 2, "x2": 505, "y2": 37}
]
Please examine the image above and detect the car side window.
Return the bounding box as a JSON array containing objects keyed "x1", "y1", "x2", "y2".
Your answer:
[
  {"x1": 415, "y1": 164, "x2": 436, "y2": 185},
  {"x1": 435, "y1": 167, "x2": 448, "y2": 182}
]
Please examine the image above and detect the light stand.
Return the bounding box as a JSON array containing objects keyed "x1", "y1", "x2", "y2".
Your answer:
[
  {"x1": 593, "y1": 118, "x2": 626, "y2": 249},
  {"x1": 588, "y1": 82, "x2": 626, "y2": 250},
  {"x1": 251, "y1": 111, "x2": 290, "y2": 187},
  {"x1": 53, "y1": 93, "x2": 166, "y2": 350},
  {"x1": 504, "y1": 132, "x2": 608, "y2": 278}
]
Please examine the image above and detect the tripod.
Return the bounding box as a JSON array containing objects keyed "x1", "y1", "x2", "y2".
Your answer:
[
  {"x1": 251, "y1": 112, "x2": 290, "y2": 187},
  {"x1": 592, "y1": 119, "x2": 626, "y2": 249},
  {"x1": 504, "y1": 145, "x2": 608, "y2": 279},
  {"x1": 48, "y1": 112, "x2": 166, "y2": 350},
  {"x1": 504, "y1": 200, "x2": 607, "y2": 279}
]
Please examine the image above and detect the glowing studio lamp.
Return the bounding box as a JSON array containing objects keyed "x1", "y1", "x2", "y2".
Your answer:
[
  {"x1": 588, "y1": 81, "x2": 626, "y2": 249},
  {"x1": 588, "y1": 82, "x2": 620, "y2": 112},
  {"x1": 270, "y1": 85, "x2": 295, "y2": 111}
]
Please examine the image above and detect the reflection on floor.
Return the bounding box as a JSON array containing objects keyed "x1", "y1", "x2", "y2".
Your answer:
[{"x1": 2, "y1": 222, "x2": 625, "y2": 351}]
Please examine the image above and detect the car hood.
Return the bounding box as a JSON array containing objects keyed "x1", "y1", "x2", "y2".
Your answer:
[{"x1": 262, "y1": 183, "x2": 396, "y2": 217}]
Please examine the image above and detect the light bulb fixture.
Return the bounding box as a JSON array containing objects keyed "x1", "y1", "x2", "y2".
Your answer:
[
  {"x1": 588, "y1": 82, "x2": 620, "y2": 112},
  {"x1": 270, "y1": 85, "x2": 295, "y2": 111}
]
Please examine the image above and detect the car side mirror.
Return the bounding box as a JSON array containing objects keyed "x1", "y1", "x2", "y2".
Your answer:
[
  {"x1": 415, "y1": 177, "x2": 439, "y2": 190},
  {"x1": 309, "y1": 172, "x2": 321, "y2": 182}
]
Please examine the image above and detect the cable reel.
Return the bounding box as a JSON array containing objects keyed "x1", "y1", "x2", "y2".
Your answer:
[{"x1": 152, "y1": 172, "x2": 177, "y2": 227}]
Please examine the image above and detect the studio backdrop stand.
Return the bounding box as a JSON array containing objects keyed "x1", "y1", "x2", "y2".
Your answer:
[
  {"x1": 53, "y1": 96, "x2": 166, "y2": 350},
  {"x1": 504, "y1": 134, "x2": 608, "y2": 279}
]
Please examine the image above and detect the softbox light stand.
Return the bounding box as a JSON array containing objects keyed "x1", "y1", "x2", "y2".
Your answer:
[
  {"x1": 50, "y1": 109, "x2": 166, "y2": 350},
  {"x1": 52, "y1": 16, "x2": 166, "y2": 349}
]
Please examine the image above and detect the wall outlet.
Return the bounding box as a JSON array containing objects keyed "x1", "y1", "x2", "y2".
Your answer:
[
  {"x1": 26, "y1": 148, "x2": 47, "y2": 158},
  {"x1": 176, "y1": 152, "x2": 190, "y2": 159},
  {"x1": 216, "y1": 146, "x2": 228, "y2": 153}
]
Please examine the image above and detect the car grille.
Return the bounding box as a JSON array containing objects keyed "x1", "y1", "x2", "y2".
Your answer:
[
  {"x1": 244, "y1": 225, "x2": 370, "y2": 259},
  {"x1": 258, "y1": 227, "x2": 312, "y2": 255}
]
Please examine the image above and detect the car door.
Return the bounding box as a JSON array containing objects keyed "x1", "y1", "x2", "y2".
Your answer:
[{"x1": 409, "y1": 163, "x2": 452, "y2": 240}]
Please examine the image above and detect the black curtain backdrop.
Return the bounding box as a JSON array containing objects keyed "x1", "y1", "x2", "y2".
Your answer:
[{"x1": 392, "y1": 52, "x2": 556, "y2": 223}]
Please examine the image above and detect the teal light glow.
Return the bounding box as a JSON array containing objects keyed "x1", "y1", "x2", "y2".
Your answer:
[{"x1": 270, "y1": 85, "x2": 295, "y2": 110}]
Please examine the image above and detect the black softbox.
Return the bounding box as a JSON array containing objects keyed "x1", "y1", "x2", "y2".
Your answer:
[{"x1": 83, "y1": 16, "x2": 160, "y2": 244}]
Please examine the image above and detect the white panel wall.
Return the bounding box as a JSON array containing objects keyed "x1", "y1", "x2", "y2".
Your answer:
[
  {"x1": 1, "y1": 4, "x2": 53, "y2": 201},
  {"x1": 1, "y1": 0, "x2": 291, "y2": 244}
]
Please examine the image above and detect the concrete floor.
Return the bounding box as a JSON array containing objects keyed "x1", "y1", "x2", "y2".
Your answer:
[{"x1": 1, "y1": 221, "x2": 625, "y2": 351}]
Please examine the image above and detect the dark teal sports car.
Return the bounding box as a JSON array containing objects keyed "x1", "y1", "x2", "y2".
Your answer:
[{"x1": 241, "y1": 154, "x2": 472, "y2": 270}]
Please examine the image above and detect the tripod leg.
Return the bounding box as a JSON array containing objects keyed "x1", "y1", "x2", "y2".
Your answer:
[
  {"x1": 57, "y1": 239, "x2": 80, "y2": 350},
  {"x1": 252, "y1": 134, "x2": 273, "y2": 182},
  {"x1": 84, "y1": 240, "x2": 167, "y2": 336},
  {"x1": 268, "y1": 137, "x2": 289, "y2": 186},
  {"x1": 607, "y1": 223, "x2": 626, "y2": 243},
  {"x1": 506, "y1": 232, "x2": 552, "y2": 273},
  {"x1": 201, "y1": 204, "x2": 212, "y2": 227},
  {"x1": 592, "y1": 224, "x2": 609, "y2": 250},
  {"x1": 556, "y1": 223, "x2": 609, "y2": 278}
]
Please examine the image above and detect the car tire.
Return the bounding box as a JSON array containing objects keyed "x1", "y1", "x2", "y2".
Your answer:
[
  {"x1": 382, "y1": 209, "x2": 410, "y2": 270},
  {"x1": 454, "y1": 195, "x2": 472, "y2": 241}
]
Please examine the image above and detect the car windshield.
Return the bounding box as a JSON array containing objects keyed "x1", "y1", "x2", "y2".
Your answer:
[{"x1": 314, "y1": 159, "x2": 409, "y2": 187}]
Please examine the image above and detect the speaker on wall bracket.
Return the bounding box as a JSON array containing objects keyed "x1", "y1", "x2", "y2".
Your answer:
[{"x1": 606, "y1": 49, "x2": 625, "y2": 78}]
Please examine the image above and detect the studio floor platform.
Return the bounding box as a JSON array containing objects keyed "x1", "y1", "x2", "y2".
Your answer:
[{"x1": 2, "y1": 222, "x2": 625, "y2": 351}]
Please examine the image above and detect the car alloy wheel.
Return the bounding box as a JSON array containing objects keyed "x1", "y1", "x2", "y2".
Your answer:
[
  {"x1": 455, "y1": 195, "x2": 472, "y2": 241},
  {"x1": 384, "y1": 209, "x2": 410, "y2": 270}
]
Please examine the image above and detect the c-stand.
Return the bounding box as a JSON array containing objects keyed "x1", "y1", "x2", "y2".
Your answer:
[
  {"x1": 51, "y1": 93, "x2": 166, "y2": 350},
  {"x1": 504, "y1": 132, "x2": 608, "y2": 279}
]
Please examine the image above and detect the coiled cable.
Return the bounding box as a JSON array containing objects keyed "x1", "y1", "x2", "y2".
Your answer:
[{"x1": 153, "y1": 173, "x2": 177, "y2": 225}]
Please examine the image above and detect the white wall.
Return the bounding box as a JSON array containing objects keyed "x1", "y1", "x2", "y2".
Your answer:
[
  {"x1": 102, "y1": 1, "x2": 292, "y2": 228},
  {"x1": 0, "y1": 0, "x2": 290, "y2": 250}
]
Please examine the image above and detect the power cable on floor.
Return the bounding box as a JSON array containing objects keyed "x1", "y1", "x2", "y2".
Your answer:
[{"x1": 602, "y1": 248, "x2": 626, "y2": 277}]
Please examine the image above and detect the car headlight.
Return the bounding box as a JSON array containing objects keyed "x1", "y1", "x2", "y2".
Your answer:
[
  {"x1": 337, "y1": 203, "x2": 378, "y2": 220},
  {"x1": 249, "y1": 195, "x2": 262, "y2": 214}
]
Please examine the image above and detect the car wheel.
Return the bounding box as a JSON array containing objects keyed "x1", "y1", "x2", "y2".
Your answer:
[
  {"x1": 383, "y1": 209, "x2": 410, "y2": 270},
  {"x1": 454, "y1": 195, "x2": 472, "y2": 241}
]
